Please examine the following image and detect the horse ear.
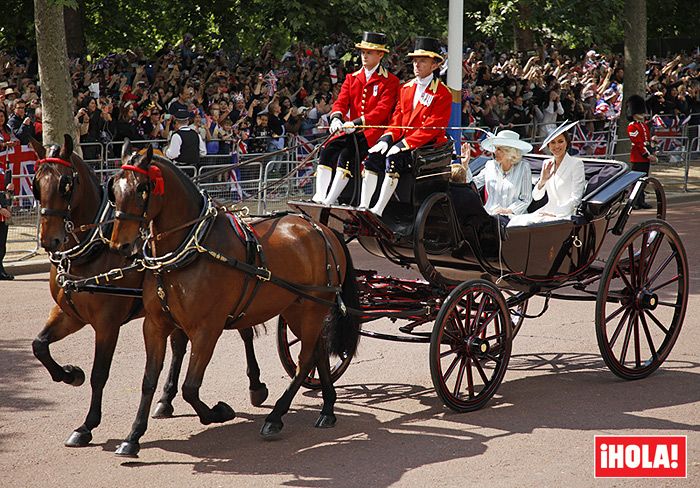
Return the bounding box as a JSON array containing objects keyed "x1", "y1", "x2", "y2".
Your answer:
[
  {"x1": 139, "y1": 145, "x2": 153, "y2": 169},
  {"x1": 121, "y1": 138, "x2": 132, "y2": 163},
  {"x1": 60, "y1": 134, "x2": 74, "y2": 160},
  {"x1": 28, "y1": 137, "x2": 46, "y2": 159}
]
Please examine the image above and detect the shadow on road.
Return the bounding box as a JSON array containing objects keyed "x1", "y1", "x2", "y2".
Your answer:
[
  {"x1": 106, "y1": 352, "x2": 700, "y2": 487},
  {"x1": 0, "y1": 338, "x2": 56, "y2": 451}
]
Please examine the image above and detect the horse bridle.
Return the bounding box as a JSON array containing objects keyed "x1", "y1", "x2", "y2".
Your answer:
[
  {"x1": 111, "y1": 164, "x2": 152, "y2": 225},
  {"x1": 34, "y1": 157, "x2": 79, "y2": 224}
]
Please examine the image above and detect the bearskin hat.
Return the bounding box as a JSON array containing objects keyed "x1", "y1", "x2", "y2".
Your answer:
[{"x1": 626, "y1": 94, "x2": 647, "y2": 121}]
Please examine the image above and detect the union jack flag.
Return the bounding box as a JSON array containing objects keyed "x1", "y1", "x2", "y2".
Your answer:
[
  {"x1": 571, "y1": 124, "x2": 609, "y2": 156},
  {"x1": 652, "y1": 114, "x2": 688, "y2": 154},
  {"x1": 1, "y1": 144, "x2": 38, "y2": 201}
]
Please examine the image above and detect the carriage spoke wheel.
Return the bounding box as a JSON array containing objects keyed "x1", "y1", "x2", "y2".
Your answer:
[
  {"x1": 430, "y1": 280, "x2": 512, "y2": 412},
  {"x1": 277, "y1": 316, "x2": 352, "y2": 390},
  {"x1": 596, "y1": 219, "x2": 688, "y2": 380}
]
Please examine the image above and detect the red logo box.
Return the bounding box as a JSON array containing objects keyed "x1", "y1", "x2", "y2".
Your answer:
[{"x1": 595, "y1": 435, "x2": 686, "y2": 478}]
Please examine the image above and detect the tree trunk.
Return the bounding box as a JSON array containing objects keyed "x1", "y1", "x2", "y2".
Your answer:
[
  {"x1": 617, "y1": 0, "x2": 647, "y2": 160},
  {"x1": 64, "y1": 2, "x2": 86, "y2": 58},
  {"x1": 34, "y1": 0, "x2": 77, "y2": 148},
  {"x1": 513, "y1": 3, "x2": 535, "y2": 52}
]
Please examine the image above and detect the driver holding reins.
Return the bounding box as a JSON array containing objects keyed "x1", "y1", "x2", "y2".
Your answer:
[
  {"x1": 312, "y1": 32, "x2": 400, "y2": 205},
  {"x1": 360, "y1": 37, "x2": 452, "y2": 217}
]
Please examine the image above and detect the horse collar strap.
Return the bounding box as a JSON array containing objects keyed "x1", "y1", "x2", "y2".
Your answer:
[
  {"x1": 51, "y1": 186, "x2": 112, "y2": 269},
  {"x1": 121, "y1": 164, "x2": 165, "y2": 195},
  {"x1": 37, "y1": 157, "x2": 73, "y2": 169}
]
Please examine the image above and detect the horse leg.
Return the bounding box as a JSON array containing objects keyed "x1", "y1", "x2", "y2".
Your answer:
[
  {"x1": 151, "y1": 328, "x2": 188, "y2": 419},
  {"x1": 260, "y1": 316, "x2": 320, "y2": 439},
  {"x1": 180, "y1": 330, "x2": 236, "y2": 425},
  {"x1": 64, "y1": 322, "x2": 121, "y2": 447},
  {"x1": 115, "y1": 317, "x2": 173, "y2": 458},
  {"x1": 313, "y1": 339, "x2": 337, "y2": 429},
  {"x1": 239, "y1": 327, "x2": 268, "y2": 407},
  {"x1": 32, "y1": 306, "x2": 87, "y2": 386}
]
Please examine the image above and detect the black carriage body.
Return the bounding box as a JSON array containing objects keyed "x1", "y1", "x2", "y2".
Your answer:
[{"x1": 294, "y1": 152, "x2": 642, "y2": 292}]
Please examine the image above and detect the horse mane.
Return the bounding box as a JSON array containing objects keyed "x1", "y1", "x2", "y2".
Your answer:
[{"x1": 152, "y1": 154, "x2": 202, "y2": 209}]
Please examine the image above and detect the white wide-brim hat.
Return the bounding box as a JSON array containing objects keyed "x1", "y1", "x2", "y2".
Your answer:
[
  {"x1": 480, "y1": 129, "x2": 533, "y2": 154},
  {"x1": 540, "y1": 120, "x2": 579, "y2": 150}
]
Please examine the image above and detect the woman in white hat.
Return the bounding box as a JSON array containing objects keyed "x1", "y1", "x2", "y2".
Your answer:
[
  {"x1": 473, "y1": 129, "x2": 533, "y2": 217},
  {"x1": 509, "y1": 120, "x2": 586, "y2": 226}
]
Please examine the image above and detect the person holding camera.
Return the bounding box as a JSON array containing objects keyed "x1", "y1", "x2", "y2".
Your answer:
[
  {"x1": 312, "y1": 32, "x2": 399, "y2": 205},
  {"x1": 7, "y1": 100, "x2": 35, "y2": 145}
]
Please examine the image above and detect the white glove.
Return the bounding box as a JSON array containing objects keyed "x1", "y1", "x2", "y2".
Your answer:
[
  {"x1": 342, "y1": 120, "x2": 356, "y2": 134},
  {"x1": 368, "y1": 141, "x2": 389, "y2": 154},
  {"x1": 329, "y1": 117, "x2": 343, "y2": 134},
  {"x1": 386, "y1": 144, "x2": 402, "y2": 157}
]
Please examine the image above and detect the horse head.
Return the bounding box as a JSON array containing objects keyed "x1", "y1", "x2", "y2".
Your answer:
[
  {"x1": 109, "y1": 139, "x2": 159, "y2": 256},
  {"x1": 30, "y1": 134, "x2": 85, "y2": 252}
]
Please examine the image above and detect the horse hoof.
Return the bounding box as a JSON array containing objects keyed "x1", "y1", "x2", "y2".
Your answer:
[
  {"x1": 151, "y1": 402, "x2": 174, "y2": 419},
  {"x1": 115, "y1": 441, "x2": 140, "y2": 458},
  {"x1": 65, "y1": 430, "x2": 92, "y2": 447},
  {"x1": 210, "y1": 401, "x2": 235, "y2": 423},
  {"x1": 260, "y1": 420, "x2": 283, "y2": 440},
  {"x1": 249, "y1": 384, "x2": 269, "y2": 407},
  {"x1": 315, "y1": 413, "x2": 337, "y2": 429},
  {"x1": 63, "y1": 365, "x2": 85, "y2": 387}
]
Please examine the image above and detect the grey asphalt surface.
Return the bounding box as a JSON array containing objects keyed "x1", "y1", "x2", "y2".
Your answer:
[{"x1": 0, "y1": 206, "x2": 698, "y2": 487}]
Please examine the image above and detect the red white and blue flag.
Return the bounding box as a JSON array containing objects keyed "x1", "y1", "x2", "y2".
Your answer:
[{"x1": 1, "y1": 144, "x2": 38, "y2": 200}]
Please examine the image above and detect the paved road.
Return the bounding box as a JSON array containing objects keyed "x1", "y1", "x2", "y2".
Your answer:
[{"x1": 1, "y1": 207, "x2": 698, "y2": 487}]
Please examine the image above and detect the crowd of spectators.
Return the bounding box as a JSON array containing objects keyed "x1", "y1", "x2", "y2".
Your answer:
[{"x1": 1, "y1": 34, "x2": 700, "y2": 161}]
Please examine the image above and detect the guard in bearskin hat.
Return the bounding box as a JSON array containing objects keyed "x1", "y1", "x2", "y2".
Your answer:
[
  {"x1": 360, "y1": 36, "x2": 451, "y2": 216},
  {"x1": 312, "y1": 32, "x2": 400, "y2": 205},
  {"x1": 626, "y1": 94, "x2": 657, "y2": 209}
]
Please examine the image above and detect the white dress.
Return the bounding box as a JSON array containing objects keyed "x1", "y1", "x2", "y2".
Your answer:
[
  {"x1": 508, "y1": 153, "x2": 586, "y2": 226},
  {"x1": 472, "y1": 159, "x2": 533, "y2": 215}
]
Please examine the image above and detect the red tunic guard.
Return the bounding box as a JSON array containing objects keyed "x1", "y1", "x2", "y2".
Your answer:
[
  {"x1": 330, "y1": 66, "x2": 399, "y2": 147},
  {"x1": 628, "y1": 119, "x2": 653, "y2": 163}
]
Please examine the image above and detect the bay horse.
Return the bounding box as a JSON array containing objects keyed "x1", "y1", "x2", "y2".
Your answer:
[
  {"x1": 30, "y1": 135, "x2": 268, "y2": 448},
  {"x1": 108, "y1": 143, "x2": 360, "y2": 456}
]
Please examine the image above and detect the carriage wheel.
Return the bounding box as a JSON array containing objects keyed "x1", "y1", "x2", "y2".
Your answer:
[
  {"x1": 596, "y1": 219, "x2": 688, "y2": 380},
  {"x1": 430, "y1": 280, "x2": 512, "y2": 412},
  {"x1": 276, "y1": 316, "x2": 352, "y2": 390},
  {"x1": 414, "y1": 192, "x2": 460, "y2": 287}
]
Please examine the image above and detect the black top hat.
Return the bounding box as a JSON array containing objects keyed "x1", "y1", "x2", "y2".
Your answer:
[
  {"x1": 626, "y1": 94, "x2": 647, "y2": 121},
  {"x1": 355, "y1": 32, "x2": 389, "y2": 53},
  {"x1": 407, "y1": 37, "x2": 443, "y2": 62}
]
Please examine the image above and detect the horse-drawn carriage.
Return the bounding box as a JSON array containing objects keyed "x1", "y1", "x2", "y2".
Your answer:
[
  {"x1": 33, "y1": 135, "x2": 687, "y2": 456},
  {"x1": 286, "y1": 141, "x2": 688, "y2": 412}
]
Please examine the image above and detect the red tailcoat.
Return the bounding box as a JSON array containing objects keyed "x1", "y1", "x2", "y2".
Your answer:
[
  {"x1": 384, "y1": 76, "x2": 452, "y2": 151},
  {"x1": 330, "y1": 66, "x2": 399, "y2": 146},
  {"x1": 628, "y1": 120, "x2": 653, "y2": 163}
]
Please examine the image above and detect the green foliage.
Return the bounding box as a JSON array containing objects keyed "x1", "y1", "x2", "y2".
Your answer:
[
  {"x1": 473, "y1": 0, "x2": 625, "y2": 49},
  {"x1": 0, "y1": 0, "x2": 697, "y2": 57}
]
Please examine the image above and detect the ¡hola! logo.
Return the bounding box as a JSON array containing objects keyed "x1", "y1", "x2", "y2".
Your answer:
[{"x1": 594, "y1": 435, "x2": 686, "y2": 478}]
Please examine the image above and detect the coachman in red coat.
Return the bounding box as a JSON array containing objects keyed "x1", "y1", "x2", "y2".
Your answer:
[
  {"x1": 626, "y1": 94, "x2": 657, "y2": 209},
  {"x1": 313, "y1": 32, "x2": 400, "y2": 205},
  {"x1": 362, "y1": 37, "x2": 452, "y2": 216}
]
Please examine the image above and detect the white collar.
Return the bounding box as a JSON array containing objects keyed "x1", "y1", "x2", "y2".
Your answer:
[
  {"x1": 416, "y1": 73, "x2": 434, "y2": 88},
  {"x1": 363, "y1": 64, "x2": 378, "y2": 81}
]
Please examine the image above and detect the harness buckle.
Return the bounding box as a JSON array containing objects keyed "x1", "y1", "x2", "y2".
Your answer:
[{"x1": 257, "y1": 268, "x2": 272, "y2": 282}]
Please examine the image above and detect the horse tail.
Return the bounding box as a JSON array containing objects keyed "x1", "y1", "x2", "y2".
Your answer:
[{"x1": 325, "y1": 232, "x2": 361, "y2": 360}]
